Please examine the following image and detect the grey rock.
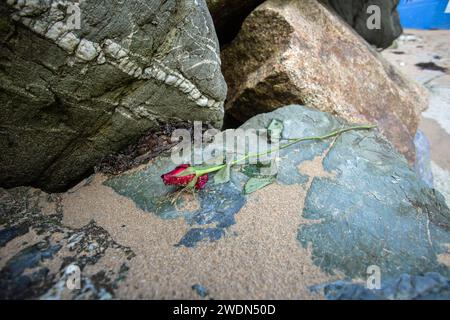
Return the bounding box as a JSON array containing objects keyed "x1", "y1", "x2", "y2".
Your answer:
[
  {"x1": 241, "y1": 105, "x2": 450, "y2": 280},
  {"x1": 322, "y1": 0, "x2": 403, "y2": 49},
  {"x1": 414, "y1": 129, "x2": 434, "y2": 188},
  {"x1": 311, "y1": 272, "x2": 450, "y2": 300},
  {"x1": 0, "y1": 0, "x2": 226, "y2": 192},
  {"x1": 106, "y1": 104, "x2": 450, "y2": 281}
]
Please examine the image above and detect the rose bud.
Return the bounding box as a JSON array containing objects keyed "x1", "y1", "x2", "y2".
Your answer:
[
  {"x1": 195, "y1": 174, "x2": 209, "y2": 190},
  {"x1": 161, "y1": 164, "x2": 209, "y2": 190}
]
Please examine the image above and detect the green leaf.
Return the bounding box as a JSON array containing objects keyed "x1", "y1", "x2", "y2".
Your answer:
[
  {"x1": 241, "y1": 163, "x2": 272, "y2": 178},
  {"x1": 244, "y1": 176, "x2": 275, "y2": 194},
  {"x1": 214, "y1": 164, "x2": 231, "y2": 184},
  {"x1": 190, "y1": 165, "x2": 217, "y2": 172},
  {"x1": 267, "y1": 119, "x2": 284, "y2": 141}
]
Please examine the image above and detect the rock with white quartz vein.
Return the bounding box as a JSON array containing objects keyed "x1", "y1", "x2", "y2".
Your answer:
[{"x1": 0, "y1": 0, "x2": 227, "y2": 192}]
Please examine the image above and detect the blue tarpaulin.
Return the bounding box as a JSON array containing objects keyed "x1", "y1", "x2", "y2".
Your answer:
[{"x1": 398, "y1": 0, "x2": 450, "y2": 29}]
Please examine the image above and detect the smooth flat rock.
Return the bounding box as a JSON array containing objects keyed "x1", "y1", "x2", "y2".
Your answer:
[{"x1": 311, "y1": 272, "x2": 450, "y2": 300}]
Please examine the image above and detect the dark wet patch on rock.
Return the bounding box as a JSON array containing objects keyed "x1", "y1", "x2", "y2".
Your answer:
[
  {"x1": 177, "y1": 228, "x2": 224, "y2": 248},
  {"x1": 0, "y1": 241, "x2": 61, "y2": 299},
  {"x1": 0, "y1": 224, "x2": 29, "y2": 248}
]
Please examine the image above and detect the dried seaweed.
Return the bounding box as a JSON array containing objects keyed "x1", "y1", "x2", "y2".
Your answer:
[{"x1": 95, "y1": 122, "x2": 203, "y2": 175}]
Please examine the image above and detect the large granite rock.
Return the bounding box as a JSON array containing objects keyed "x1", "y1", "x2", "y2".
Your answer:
[
  {"x1": 323, "y1": 0, "x2": 403, "y2": 49},
  {"x1": 221, "y1": 0, "x2": 427, "y2": 163},
  {"x1": 1, "y1": 105, "x2": 449, "y2": 299},
  {"x1": 0, "y1": 0, "x2": 226, "y2": 192}
]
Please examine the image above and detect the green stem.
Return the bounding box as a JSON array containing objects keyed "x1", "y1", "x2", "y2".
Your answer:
[{"x1": 194, "y1": 124, "x2": 376, "y2": 176}]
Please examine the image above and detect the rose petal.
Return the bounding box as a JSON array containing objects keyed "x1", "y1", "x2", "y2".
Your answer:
[
  {"x1": 161, "y1": 164, "x2": 195, "y2": 186},
  {"x1": 195, "y1": 174, "x2": 209, "y2": 190}
]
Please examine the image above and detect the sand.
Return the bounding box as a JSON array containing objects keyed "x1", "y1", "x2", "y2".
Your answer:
[
  {"x1": 60, "y1": 153, "x2": 340, "y2": 299},
  {"x1": 382, "y1": 29, "x2": 450, "y2": 206}
]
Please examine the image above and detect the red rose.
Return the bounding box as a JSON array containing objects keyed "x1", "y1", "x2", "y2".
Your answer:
[
  {"x1": 161, "y1": 164, "x2": 208, "y2": 190},
  {"x1": 195, "y1": 174, "x2": 209, "y2": 190}
]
